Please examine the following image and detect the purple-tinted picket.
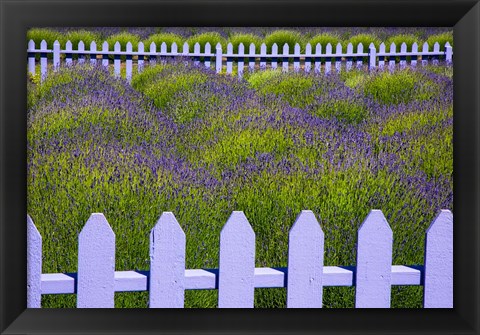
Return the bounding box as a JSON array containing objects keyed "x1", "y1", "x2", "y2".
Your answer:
[
  {"x1": 53, "y1": 40, "x2": 61, "y2": 70},
  {"x1": 138, "y1": 42, "x2": 145, "y2": 72},
  {"x1": 249, "y1": 43, "x2": 256, "y2": 72},
  {"x1": 423, "y1": 210, "x2": 453, "y2": 308},
  {"x1": 171, "y1": 42, "x2": 178, "y2": 55},
  {"x1": 432, "y1": 42, "x2": 440, "y2": 65},
  {"x1": 193, "y1": 42, "x2": 200, "y2": 66},
  {"x1": 218, "y1": 211, "x2": 255, "y2": 308},
  {"x1": 78, "y1": 41, "x2": 85, "y2": 64},
  {"x1": 27, "y1": 215, "x2": 42, "y2": 308},
  {"x1": 271, "y1": 43, "x2": 278, "y2": 69},
  {"x1": 325, "y1": 43, "x2": 332, "y2": 74},
  {"x1": 65, "y1": 40, "x2": 72, "y2": 66},
  {"x1": 150, "y1": 42, "x2": 157, "y2": 66},
  {"x1": 355, "y1": 210, "x2": 393, "y2": 308},
  {"x1": 28, "y1": 40, "x2": 36, "y2": 76},
  {"x1": 226, "y1": 43, "x2": 233, "y2": 74},
  {"x1": 114, "y1": 42, "x2": 121, "y2": 77},
  {"x1": 77, "y1": 213, "x2": 115, "y2": 308},
  {"x1": 102, "y1": 41, "x2": 109, "y2": 68},
  {"x1": 400, "y1": 43, "x2": 407, "y2": 69},
  {"x1": 422, "y1": 42, "x2": 429, "y2": 66},
  {"x1": 287, "y1": 211, "x2": 324, "y2": 308},
  {"x1": 369, "y1": 43, "x2": 376, "y2": 69},
  {"x1": 215, "y1": 43, "x2": 222, "y2": 73},
  {"x1": 40, "y1": 40, "x2": 47, "y2": 81},
  {"x1": 260, "y1": 43, "x2": 267, "y2": 70},
  {"x1": 346, "y1": 43, "x2": 353, "y2": 71},
  {"x1": 389, "y1": 43, "x2": 396, "y2": 71},
  {"x1": 304, "y1": 43, "x2": 312, "y2": 73},
  {"x1": 294, "y1": 43, "x2": 301, "y2": 72},
  {"x1": 411, "y1": 43, "x2": 418, "y2": 67},
  {"x1": 90, "y1": 41, "x2": 97, "y2": 65},
  {"x1": 378, "y1": 43, "x2": 386, "y2": 69},
  {"x1": 356, "y1": 43, "x2": 364, "y2": 69},
  {"x1": 126, "y1": 42, "x2": 132, "y2": 82},
  {"x1": 314, "y1": 43, "x2": 322, "y2": 73},
  {"x1": 335, "y1": 43, "x2": 342, "y2": 72},
  {"x1": 445, "y1": 42, "x2": 452, "y2": 63},
  {"x1": 238, "y1": 43, "x2": 245, "y2": 78},
  {"x1": 282, "y1": 44, "x2": 289, "y2": 72},
  {"x1": 149, "y1": 212, "x2": 186, "y2": 308}
]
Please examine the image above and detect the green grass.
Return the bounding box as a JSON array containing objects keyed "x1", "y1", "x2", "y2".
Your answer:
[
  {"x1": 308, "y1": 33, "x2": 341, "y2": 49},
  {"x1": 185, "y1": 32, "x2": 227, "y2": 52},
  {"x1": 227, "y1": 33, "x2": 263, "y2": 53},
  {"x1": 426, "y1": 32, "x2": 453, "y2": 51},
  {"x1": 143, "y1": 33, "x2": 184, "y2": 51},
  {"x1": 344, "y1": 33, "x2": 382, "y2": 52},
  {"x1": 264, "y1": 30, "x2": 306, "y2": 53}
]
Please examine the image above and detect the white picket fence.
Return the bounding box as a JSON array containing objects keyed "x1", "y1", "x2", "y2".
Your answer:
[
  {"x1": 27, "y1": 209, "x2": 453, "y2": 308},
  {"x1": 27, "y1": 40, "x2": 453, "y2": 82}
]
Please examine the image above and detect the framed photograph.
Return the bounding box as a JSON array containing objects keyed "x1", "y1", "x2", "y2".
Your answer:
[{"x1": 1, "y1": 0, "x2": 479, "y2": 334}]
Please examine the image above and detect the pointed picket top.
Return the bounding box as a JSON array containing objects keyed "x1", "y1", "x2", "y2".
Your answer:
[
  {"x1": 305, "y1": 43, "x2": 312, "y2": 54},
  {"x1": 294, "y1": 43, "x2": 301, "y2": 55},
  {"x1": 78, "y1": 40, "x2": 85, "y2": 50},
  {"x1": 161, "y1": 42, "x2": 167, "y2": 53},
  {"x1": 114, "y1": 41, "x2": 121, "y2": 51},
  {"x1": 182, "y1": 41, "x2": 189, "y2": 54},
  {"x1": 170, "y1": 42, "x2": 177, "y2": 54},
  {"x1": 315, "y1": 43, "x2": 322, "y2": 55},
  {"x1": 355, "y1": 210, "x2": 393, "y2": 308},
  {"x1": 357, "y1": 43, "x2": 363, "y2": 53},
  {"x1": 125, "y1": 41, "x2": 132, "y2": 52},
  {"x1": 422, "y1": 42, "x2": 429, "y2": 52},
  {"x1": 219, "y1": 211, "x2": 255, "y2": 307},
  {"x1": 401, "y1": 42, "x2": 407, "y2": 52},
  {"x1": 260, "y1": 43, "x2": 267, "y2": 54},
  {"x1": 287, "y1": 211, "x2": 324, "y2": 307},
  {"x1": 138, "y1": 41, "x2": 144, "y2": 51},
  {"x1": 27, "y1": 215, "x2": 42, "y2": 308},
  {"x1": 335, "y1": 43, "x2": 342, "y2": 54},
  {"x1": 194, "y1": 42, "x2": 200, "y2": 52},
  {"x1": 249, "y1": 43, "x2": 256, "y2": 54},
  {"x1": 215, "y1": 42, "x2": 222, "y2": 50},
  {"x1": 77, "y1": 213, "x2": 115, "y2": 308},
  {"x1": 227, "y1": 42, "x2": 233, "y2": 54},
  {"x1": 90, "y1": 41, "x2": 97, "y2": 50},
  {"x1": 150, "y1": 42, "x2": 156, "y2": 52},
  {"x1": 238, "y1": 42, "x2": 245, "y2": 54},
  {"x1": 149, "y1": 212, "x2": 186, "y2": 308},
  {"x1": 433, "y1": 42, "x2": 440, "y2": 52},
  {"x1": 389, "y1": 42, "x2": 396, "y2": 52},
  {"x1": 347, "y1": 42, "x2": 353, "y2": 54},
  {"x1": 283, "y1": 43, "x2": 289, "y2": 54},
  {"x1": 369, "y1": 42, "x2": 375, "y2": 49},
  {"x1": 424, "y1": 210, "x2": 453, "y2": 308},
  {"x1": 204, "y1": 42, "x2": 211, "y2": 54},
  {"x1": 326, "y1": 43, "x2": 332, "y2": 54},
  {"x1": 28, "y1": 39, "x2": 35, "y2": 49},
  {"x1": 379, "y1": 43, "x2": 386, "y2": 52},
  {"x1": 40, "y1": 40, "x2": 47, "y2": 50},
  {"x1": 412, "y1": 42, "x2": 418, "y2": 52},
  {"x1": 445, "y1": 41, "x2": 451, "y2": 48},
  {"x1": 102, "y1": 41, "x2": 109, "y2": 50},
  {"x1": 272, "y1": 43, "x2": 278, "y2": 54}
]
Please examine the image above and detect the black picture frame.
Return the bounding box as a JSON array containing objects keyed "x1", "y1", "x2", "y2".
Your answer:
[{"x1": 1, "y1": 0, "x2": 479, "y2": 334}]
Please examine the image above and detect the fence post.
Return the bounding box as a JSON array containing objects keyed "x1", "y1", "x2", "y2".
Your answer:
[
  {"x1": 423, "y1": 210, "x2": 453, "y2": 308},
  {"x1": 369, "y1": 43, "x2": 376, "y2": 70},
  {"x1": 445, "y1": 42, "x2": 452, "y2": 64},
  {"x1": 28, "y1": 40, "x2": 36, "y2": 76},
  {"x1": 218, "y1": 211, "x2": 255, "y2": 308},
  {"x1": 149, "y1": 212, "x2": 186, "y2": 308},
  {"x1": 27, "y1": 215, "x2": 42, "y2": 308},
  {"x1": 287, "y1": 211, "x2": 324, "y2": 308},
  {"x1": 53, "y1": 40, "x2": 60, "y2": 71},
  {"x1": 77, "y1": 213, "x2": 115, "y2": 308},
  {"x1": 355, "y1": 210, "x2": 393, "y2": 308}
]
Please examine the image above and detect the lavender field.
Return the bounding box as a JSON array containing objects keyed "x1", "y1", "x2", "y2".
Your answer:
[{"x1": 27, "y1": 30, "x2": 453, "y2": 308}]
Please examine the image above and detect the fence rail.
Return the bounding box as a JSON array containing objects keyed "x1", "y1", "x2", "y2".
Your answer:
[
  {"x1": 27, "y1": 40, "x2": 453, "y2": 82},
  {"x1": 27, "y1": 209, "x2": 453, "y2": 308}
]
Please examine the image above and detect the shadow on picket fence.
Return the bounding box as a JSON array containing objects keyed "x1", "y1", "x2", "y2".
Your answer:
[{"x1": 27, "y1": 209, "x2": 453, "y2": 308}]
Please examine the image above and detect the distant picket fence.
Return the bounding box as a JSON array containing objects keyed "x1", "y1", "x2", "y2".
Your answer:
[
  {"x1": 27, "y1": 40, "x2": 453, "y2": 82},
  {"x1": 27, "y1": 209, "x2": 453, "y2": 308}
]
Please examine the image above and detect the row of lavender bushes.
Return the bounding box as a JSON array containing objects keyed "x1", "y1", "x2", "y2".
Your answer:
[{"x1": 27, "y1": 57, "x2": 453, "y2": 308}]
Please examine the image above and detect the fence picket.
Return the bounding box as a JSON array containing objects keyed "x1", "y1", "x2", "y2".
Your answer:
[
  {"x1": 226, "y1": 43, "x2": 233, "y2": 74},
  {"x1": 78, "y1": 41, "x2": 85, "y2": 64},
  {"x1": 149, "y1": 212, "x2": 186, "y2": 308},
  {"x1": 90, "y1": 41, "x2": 97, "y2": 65},
  {"x1": 27, "y1": 215, "x2": 42, "y2": 308},
  {"x1": 204, "y1": 42, "x2": 211, "y2": 68},
  {"x1": 218, "y1": 211, "x2": 255, "y2": 308},
  {"x1": 102, "y1": 41, "x2": 109, "y2": 68},
  {"x1": 40, "y1": 40, "x2": 47, "y2": 81},
  {"x1": 357, "y1": 43, "x2": 364, "y2": 69},
  {"x1": 335, "y1": 43, "x2": 342, "y2": 72},
  {"x1": 445, "y1": 42, "x2": 452, "y2": 64},
  {"x1": 433, "y1": 42, "x2": 440, "y2": 65},
  {"x1": 238, "y1": 43, "x2": 245, "y2": 78},
  {"x1": 150, "y1": 42, "x2": 157, "y2": 66},
  {"x1": 314, "y1": 43, "x2": 322, "y2": 73},
  {"x1": 53, "y1": 40, "x2": 61, "y2": 70},
  {"x1": 400, "y1": 42, "x2": 407, "y2": 69},
  {"x1": 249, "y1": 43, "x2": 256, "y2": 72},
  {"x1": 294, "y1": 43, "x2": 301, "y2": 72},
  {"x1": 65, "y1": 40, "x2": 72, "y2": 66},
  {"x1": 325, "y1": 43, "x2": 332, "y2": 74},
  {"x1": 287, "y1": 211, "x2": 324, "y2": 308},
  {"x1": 260, "y1": 43, "x2": 267, "y2": 70},
  {"x1": 346, "y1": 43, "x2": 353, "y2": 71},
  {"x1": 126, "y1": 42, "x2": 132, "y2": 82},
  {"x1": 378, "y1": 43, "x2": 386, "y2": 69},
  {"x1": 114, "y1": 42, "x2": 121, "y2": 77},
  {"x1": 161, "y1": 42, "x2": 167, "y2": 58},
  {"x1": 215, "y1": 43, "x2": 222, "y2": 73},
  {"x1": 411, "y1": 42, "x2": 418, "y2": 67},
  {"x1": 282, "y1": 44, "x2": 289, "y2": 72},
  {"x1": 28, "y1": 40, "x2": 36, "y2": 75},
  {"x1": 423, "y1": 210, "x2": 453, "y2": 308},
  {"x1": 389, "y1": 43, "x2": 396, "y2": 71},
  {"x1": 422, "y1": 42, "x2": 429, "y2": 66},
  {"x1": 304, "y1": 43, "x2": 312, "y2": 73},
  {"x1": 77, "y1": 213, "x2": 115, "y2": 308},
  {"x1": 355, "y1": 210, "x2": 393, "y2": 308},
  {"x1": 138, "y1": 42, "x2": 144, "y2": 72},
  {"x1": 369, "y1": 43, "x2": 376, "y2": 69},
  {"x1": 171, "y1": 42, "x2": 178, "y2": 55},
  {"x1": 271, "y1": 43, "x2": 278, "y2": 69}
]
